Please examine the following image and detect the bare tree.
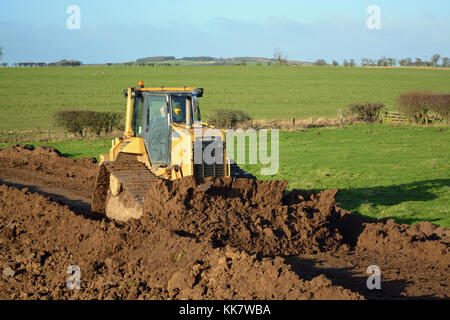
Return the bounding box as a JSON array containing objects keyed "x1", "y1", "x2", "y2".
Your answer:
[
  {"x1": 332, "y1": 60, "x2": 339, "y2": 67},
  {"x1": 0, "y1": 46, "x2": 2, "y2": 60},
  {"x1": 273, "y1": 49, "x2": 288, "y2": 66},
  {"x1": 314, "y1": 59, "x2": 328, "y2": 66},
  {"x1": 415, "y1": 58, "x2": 423, "y2": 67},
  {"x1": 431, "y1": 54, "x2": 441, "y2": 67},
  {"x1": 442, "y1": 57, "x2": 449, "y2": 68}
]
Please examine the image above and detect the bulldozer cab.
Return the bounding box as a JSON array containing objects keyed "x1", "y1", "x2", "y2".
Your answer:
[{"x1": 130, "y1": 89, "x2": 201, "y2": 167}]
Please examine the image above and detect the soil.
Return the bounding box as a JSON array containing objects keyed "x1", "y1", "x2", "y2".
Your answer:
[{"x1": 0, "y1": 145, "x2": 448, "y2": 300}]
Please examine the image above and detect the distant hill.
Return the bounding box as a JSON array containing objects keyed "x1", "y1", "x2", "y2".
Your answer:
[
  {"x1": 136, "y1": 56, "x2": 175, "y2": 63},
  {"x1": 180, "y1": 56, "x2": 217, "y2": 61},
  {"x1": 48, "y1": 59, "x2": 82, "y2": 66},
  {"x1": 131, "y1": 56, "x2": 305, "y2": 66},
  {"x1": 226, "y1": 57, "x2": 271, "y2": 62}
]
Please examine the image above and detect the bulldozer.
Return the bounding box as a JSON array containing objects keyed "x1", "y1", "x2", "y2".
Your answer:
[{"x1": 91, "y1": 82, "x2": 252, "y2": 221}]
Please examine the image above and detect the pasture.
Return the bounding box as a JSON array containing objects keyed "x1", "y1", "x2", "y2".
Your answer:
[{"x1": 0, "y1": 65, "x2": 449, "y2": 131}]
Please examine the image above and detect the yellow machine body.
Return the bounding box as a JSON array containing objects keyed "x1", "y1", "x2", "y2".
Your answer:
[
  {"x1": 99, "y1": 86, "x2": 230, "y2": 180},
  {"x1": 91, "y1": 84, "x2": 253, "y2": 221}
]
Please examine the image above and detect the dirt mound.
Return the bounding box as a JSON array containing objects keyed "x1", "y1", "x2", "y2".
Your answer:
[
  {"x1": 143, "y1": 176, "x2": 449, "y2": 268},
  {"x1": 0, "y1": 184, "x2": 362, "y2": 300},
  {"x1": 355, "y1": 219, "x2": 449, "y2": 266},
  {"x1": 0, "y1": 145, "x2": 98, "y2": 198},
  {"x1": 143, "y1": 176, "x2": 347, "y2": 256}
]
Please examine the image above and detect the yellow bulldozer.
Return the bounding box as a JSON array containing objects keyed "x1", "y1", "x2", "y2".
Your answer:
[{"x1": 91, "y1": 82, "x2": 252, "y2": 221}]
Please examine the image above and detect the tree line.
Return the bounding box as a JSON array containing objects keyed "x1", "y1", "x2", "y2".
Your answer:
[
  {"x1": 315, "y1": 54, "x2": 449, "y2": 68},
  {"x1": 0, "y1": 59, "x2": 82, "y2": 67}
]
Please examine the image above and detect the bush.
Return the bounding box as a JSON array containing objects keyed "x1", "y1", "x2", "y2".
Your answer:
[
  {"x1": 398, "y1": 92, "x2": 449, "y2": 125},
  {"x1": 89, "y1": 112, "x2": 124, "y2": 135},
  {"x1": 54, "y1": 110, "x2": 123, "y2": 138},
  {"x1": 398, "y1": 92, "x2": 432, "y2": 124},
  {"x1": 209, "y1": 109, "x2": 252, "y2": 128},
  {"x1": 346, "y1": 102, "x2": 385, "y2": 122},
  {"x1": 429, "y1": 94, "x2": 450, "y2": 124}
]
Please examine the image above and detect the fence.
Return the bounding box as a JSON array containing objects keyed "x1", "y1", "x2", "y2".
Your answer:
[
  {"x1": 382, "y1": 111, "x2": 409, "y2": 125},
  {"x1": 0, "y1": 128, "x2": 123, "y2": 143}
]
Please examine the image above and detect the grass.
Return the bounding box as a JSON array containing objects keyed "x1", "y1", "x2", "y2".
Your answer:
[
  {"x1": 0, "y1": 66, "x2": 449, "y2": 131},
  {"x1": 1, "y1": 124, "x2": 448, "y2": 226}
]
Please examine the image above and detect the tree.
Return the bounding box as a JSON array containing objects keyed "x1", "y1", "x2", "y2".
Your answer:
[
  {"x1": 405, "y1": 58, "x2": 413, "y2": 66},
  {"x1": 0, "y1": 46, "x2": 2, "y2": 60},
  {"x1": 314, "y1": 59, "x2": 327, "y2": 66},
  {"x1": 273, "y1": 49, "x2": 288, "y2": 66},
  {"x1": 442, "y1": 57, "x2": 449, "y2": 68},
  {"x1": 377, "y1": 57, "x2": 388, "y2": 67},
  {"x1": 399, "y1": 58, "x2": 409, "y2": 67},
  {"x1": 387, "y1": 58, "x2": 396, "y2": 67},
  {"x1": 431, "y1": 54, "x2": 440, "y2": 67},
  {"x1": 415, "y1": 58, "x2": 422, "y2": 67},
  {"x1": 332, "y1": 60, "x2": 339, "y2": 67}
]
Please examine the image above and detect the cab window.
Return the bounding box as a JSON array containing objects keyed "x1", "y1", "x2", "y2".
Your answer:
[
  {"x1": 171, "y1": 96, "x2": 186, "y2": 123},
  {"x1": 132, "y1": 97, "x2": 144, "y2": 136}
]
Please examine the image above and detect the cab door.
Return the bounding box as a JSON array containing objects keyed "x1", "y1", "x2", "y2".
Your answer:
[{"x1": 142, "y1": 94, "x2": 171, "y2": 166}]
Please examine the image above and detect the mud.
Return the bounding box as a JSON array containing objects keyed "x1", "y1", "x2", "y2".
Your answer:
[
  {"x1": 0, "y1": 145, "x2": 98, "y2": 199},
  {"x1": 144, "y1": 177, "x2": 347, "y2": 256},
  {"x1": 0, "y1": 185, "x2": 361, "y2": 300},
  {"x1": 0, "y1": 145, "x2": 448, "y2": 300}
]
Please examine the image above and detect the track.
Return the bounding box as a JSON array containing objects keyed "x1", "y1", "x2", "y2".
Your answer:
[
  {"x1": 91, "y1": 157, "x2": 255, "y2": 219},
  {"x1": 91, "y1": 160, "x2": 160, "y2": 218},
  {"x1": 0, "y1": 176, "x2": 91, "y2": 217}
]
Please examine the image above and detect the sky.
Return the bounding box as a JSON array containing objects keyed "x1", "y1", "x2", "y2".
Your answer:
[{"x1": 0, "y1": 0, "x2": 449, "y2": 64}]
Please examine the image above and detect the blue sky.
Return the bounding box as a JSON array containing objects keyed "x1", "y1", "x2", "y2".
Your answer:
[{"x1": 0, "y1": 0, "x2": 449, "y2": 64}]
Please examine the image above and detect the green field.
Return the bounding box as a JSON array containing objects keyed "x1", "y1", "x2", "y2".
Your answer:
[
  {"x1": 0, "y1": 66, "x2": 449, "y2": 132},
  {"x1": 1, "y1": 124, "x2": 448, "y2": 226}
]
